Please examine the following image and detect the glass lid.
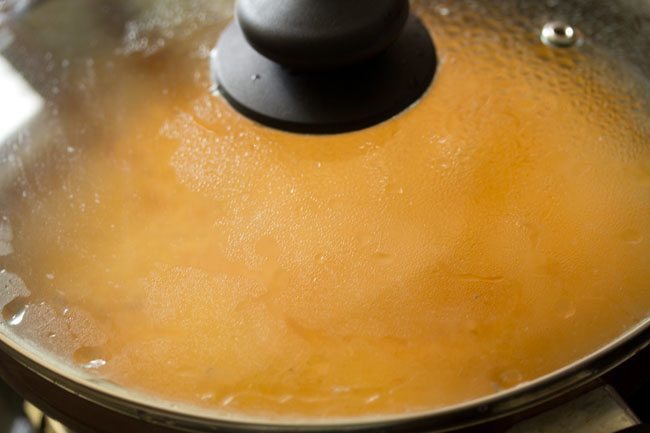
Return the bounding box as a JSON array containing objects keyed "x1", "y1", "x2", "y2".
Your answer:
[{"x1": 0, "y1": 0, "x2": 649, "y2": 425}]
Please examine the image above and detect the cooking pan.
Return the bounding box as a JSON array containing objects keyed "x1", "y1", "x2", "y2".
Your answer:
[{"x1": 0, "y1": 0, "x2": 648, "y2": 432}]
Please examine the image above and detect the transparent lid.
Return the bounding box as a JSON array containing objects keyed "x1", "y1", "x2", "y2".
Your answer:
[{"x1": 0, "y1": 0, "x2": 649, "y2": 425}]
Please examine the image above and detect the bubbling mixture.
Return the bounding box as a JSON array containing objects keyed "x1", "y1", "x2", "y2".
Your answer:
[{"x1": 0, "y1": 0, "x2": 649, "y2": 422}]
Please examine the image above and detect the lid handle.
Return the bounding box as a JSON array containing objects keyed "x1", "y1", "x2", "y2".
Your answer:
[
  {"x1": 212, "y1": 0, "x2": 437, "y2": 134},
  {"x1": 236, "y1": 0, "x2": 410, "y2": 70}
]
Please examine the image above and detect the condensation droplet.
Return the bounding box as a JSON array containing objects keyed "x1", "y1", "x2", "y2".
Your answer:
[
  {"x1": 74, "y1": 346, "x2": 107, "y2": 370},
  {"x1": 200, "y1": 392, "x2": 215, "y2": 401},
  {"x1": 83, "y1": 359, "x2": 107, "y2": 369},
  {"x1": 365, "y1": 394, "x2": 381, "y2": 404},
  {"x1": 2, "y1": 297, "x2": 29, "y2": 326},
  {"x1": 7, "y1": 306, "x2": 27, "y2": 326}
]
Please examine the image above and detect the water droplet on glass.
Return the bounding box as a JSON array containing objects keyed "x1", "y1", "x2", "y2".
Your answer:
[
  {"x1": 365, "y1": 394, "x2": 380, "y2": 404},
  {"x1": 83, "y1": 359, "x2": 107, "y2": 369},
  {"x1": 74, "y1": 346, "x2": 107, "y2": 370},
  {"x1": 200, "y1": 392, "x2": 215, "y2": 401},
  {"x1": 2, "y1": 297, "x2": 29, "y2": 326},
  {"x1": 7, "y1": 305, "x2": 27, "y2": 326},
  {"x1": 251, "y1": 74, "x2": 261, "y2": 81},
  {"x1": 45, "y1": 273, "x2": 55, "y2": 280}
]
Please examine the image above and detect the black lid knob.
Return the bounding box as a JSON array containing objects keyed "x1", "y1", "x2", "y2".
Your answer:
[
  {"x1": 211, "y1": 0, "x2": 437, "y2": 134},
  {"x1": 236, "y1": 0, "x2": 410, "y2": 70}
]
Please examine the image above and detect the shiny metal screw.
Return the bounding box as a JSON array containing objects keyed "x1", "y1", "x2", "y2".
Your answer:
[{"x1": 541, "y1": 21, "x2": 579, "y2": 48}]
